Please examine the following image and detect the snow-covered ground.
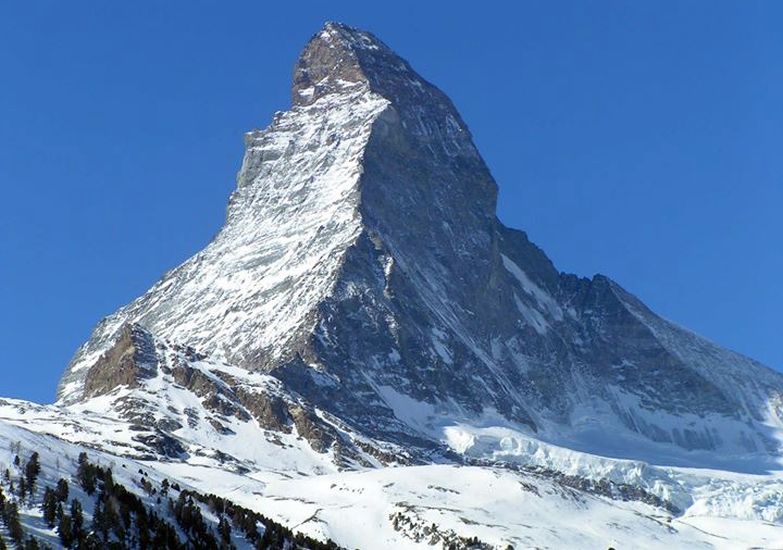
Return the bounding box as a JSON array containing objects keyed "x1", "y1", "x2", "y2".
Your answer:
[
  {"x1": 3, "y1": 398, "x2": 783, "y2": 549},
  {"x1": 0, "y1": 416, "x2": 186, "y2": 547},
  {"x1": 70, "y1": 447, "x2": 783, "y2": 548},
  {"x1": 0, "y1": 414, "x2": 332, "y2": 549}
]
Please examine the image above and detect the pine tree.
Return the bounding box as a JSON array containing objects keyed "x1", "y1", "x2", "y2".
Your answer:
[
  {"x1": 57, "y1": 513, "x2": 74, "y2": 547},
  {"x1": 92, "y1": 499, "x2": 107, "y2": 542},
  {"x1": 56, "y1": 478, "x2": 69, "y2": 503},
  {"x1": 24, "y1": 453, "x2": 41, "y2": 491},
  {"x1": 18, "y1": 476, "x2": 27, "y2": 500},
  {"x1": 42, "y1": 488, "x2": 59, "y2": 528},
  {"x1": 70, "y1": 499, "x2": 84, "y2": 541},
  {"x1": 219, "y1": 515, "x2": 232, "y2": 545},
  {"x1": 76, "y1": 454, "x2": 96, "y2": 495},
  {"x1": 103, "y1": 496, "x2": 121, "y2": 541},
  {"x1": 4, "y1": 500, "x2": 24, "y2": 544}
]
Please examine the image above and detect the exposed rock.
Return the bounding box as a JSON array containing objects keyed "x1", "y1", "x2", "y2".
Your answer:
[
  {"x1": 171, "y1": 364, "x2": 250, "y2": 421},
  {"x1": 82, "y1": 324, "x2": 158, "y2": 399},
  {"x1": 132, "y1": 431, "x2": 186, "y2": 459},
  {"x1": 234, "y1": 387, "x2": 292, "y2": 433},
  {"x1": 289, "y1": 404, "x2": 334, "y2": 453}
]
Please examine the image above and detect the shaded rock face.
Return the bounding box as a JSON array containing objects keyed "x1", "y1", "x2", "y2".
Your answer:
[{"x1": 58, "y1": 22, "x2": 783, "y2": 460}]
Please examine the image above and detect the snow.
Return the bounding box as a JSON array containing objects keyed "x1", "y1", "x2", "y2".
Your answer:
[
  {"x1": 57, "y1": 82, "x2": 391, "y2": 405},
  {"x1": 375, "y1": 385, "x2": 438, "y2": 430},
  {"x1": 5, "y1": 408, "x2": 783, "y2": 549},
  {"x1": 501, "y1": 253, "x2": 563, "y2": 320},
  {"x1": 0, "y1": 416, "x2": 216, "y2": 547},
  {"x1": 199, "y1": 463, "x2": 783, "y2": 550},
  {"x1": 512, "y1": 291, "x2": 549, "y2": 335},
  {"x1": 430, "y1": 327, "x2": 454, "y2": 364}
]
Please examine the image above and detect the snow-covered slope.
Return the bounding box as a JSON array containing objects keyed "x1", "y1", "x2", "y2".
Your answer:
[
  {"x1": 248, "y1": 464, "x2": 783, "y2": 550},
  {"x1": 12, "y1": 325, "x2": 412, "y2": 475},
  {"x1": 4, "y1": 21, "x2": 783, "y2": 549},
  {"x1": 0, "y1": 414, "x2": 338, "y2": 549},
  {"x1": 57, "y1": 78, "x2": 389, "y2": 404},
  {"x1": 3, "y1": 415, "x2": 783, "y2": 549}
]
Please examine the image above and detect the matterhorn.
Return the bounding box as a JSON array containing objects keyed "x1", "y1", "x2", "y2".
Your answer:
[{"x1": 2, "y1": 23, "x2": 783, "y2": 549}]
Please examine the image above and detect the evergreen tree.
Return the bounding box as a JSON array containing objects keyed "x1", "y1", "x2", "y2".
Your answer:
[
  {"x1": 70, "y1": 499, "x2": 84, "y2": 541},
  {"x1": 42, "y1": 487, "x2": 59, "y2": 528},
  {"x1": 91, "y1": 499, "x2": 107, "y2": 542},
  {"x1": 57, "y1": 513, "x2": 74, "y2": 547},
  {"x1": 4, "y1": 500, "x2": 25, "y2": 544},
  {"x1": 56, "y1": 478, "x2": 69, "y2": 503},
  {"x1": 104, "y1": 495, "x2": 122, "y2": 541},
  {"x1": 18, "y1": 476, "x2": 27, "y2": 500},
  {"x1": 24, "y1": 453, "x2": 41, "y2": 491},
  {"x1": 76, "y1": 454, "x2": 96, "y2": 495},
  {"x1": 81, "y1": 533, "x2": 102, "y2": 550},
  {"x1": 219, "y1": 515, "x2": 232, "y2": 545},
  {"x1": 101, "y1": 468, "x2": 114, "y2": 493}
]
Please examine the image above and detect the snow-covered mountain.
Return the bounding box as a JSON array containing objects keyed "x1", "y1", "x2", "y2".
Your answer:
[{"x1": 3, "y1": 21, "x2": 783, "y2": 549}]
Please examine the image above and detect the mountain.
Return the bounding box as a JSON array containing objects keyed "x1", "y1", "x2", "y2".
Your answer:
[
  {"x1": 56, "y1": 21, "x2": 783, "y2": 465},
  {"x1": 2, "y1": 22, "x2": 783, "y2": 549}
]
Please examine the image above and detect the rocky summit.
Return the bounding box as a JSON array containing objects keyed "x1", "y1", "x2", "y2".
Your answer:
[{"x1": 3, "y1": 22, "x2": 783, "y2": 549}]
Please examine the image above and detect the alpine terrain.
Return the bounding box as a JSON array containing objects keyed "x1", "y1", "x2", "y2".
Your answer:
[{"x1": 2, "y1": 22, "x2": 783, "y2": 549}]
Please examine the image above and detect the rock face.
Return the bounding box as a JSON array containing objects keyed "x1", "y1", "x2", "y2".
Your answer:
[
  {"x1": 57, "y1": 22, "x2": 783, "y2": 462},
  {"x1": 82, "y1": 323, "x2": 158, "y2": 399}
]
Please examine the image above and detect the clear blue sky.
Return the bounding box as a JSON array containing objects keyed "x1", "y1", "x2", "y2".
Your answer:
[{"x1": 1, "y1": 2, "x2": 780, "y2": 403}]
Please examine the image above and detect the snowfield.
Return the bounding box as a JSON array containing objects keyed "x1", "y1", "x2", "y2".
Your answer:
[{"x1": 3, "y1": 399, "x2": 783, "y2": 549}]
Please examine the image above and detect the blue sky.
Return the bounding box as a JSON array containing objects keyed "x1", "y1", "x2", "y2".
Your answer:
[{"x1": 1, "y1": 1, "x2": 780, "y2": 403}]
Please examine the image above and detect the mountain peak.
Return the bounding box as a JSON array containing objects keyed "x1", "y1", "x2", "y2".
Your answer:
[
  {"x1": 320, "y1": 21, "x2": 387, "y2": 52},
  {"x1": 292, "y1": 22, "x2": 391, "y2": 106}
]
